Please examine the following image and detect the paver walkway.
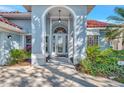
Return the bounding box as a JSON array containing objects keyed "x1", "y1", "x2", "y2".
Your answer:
[{"x1": 0, "y1": 57, "x2": 124, "y2": 87}]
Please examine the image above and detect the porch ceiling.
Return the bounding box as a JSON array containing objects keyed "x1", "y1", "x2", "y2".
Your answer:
[{"x1": 47, "y1": 7, "x2": 72, "y2": 17}]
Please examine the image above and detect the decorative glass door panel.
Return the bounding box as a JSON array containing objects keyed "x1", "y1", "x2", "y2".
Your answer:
[{"x1": 57, "y1": 35, "x2": 63, "y2": 53}]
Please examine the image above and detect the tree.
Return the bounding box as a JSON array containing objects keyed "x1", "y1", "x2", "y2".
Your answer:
[{"x1": 105, "y1": 7, "x2": 124, "y2": 45}]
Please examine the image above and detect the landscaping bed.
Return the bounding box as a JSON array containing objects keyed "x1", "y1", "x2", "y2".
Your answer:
[
  {"x1": 7, "y1": 49, "x2": 31, "y2": 66},
  {"x1": 8, "y1": 61, "x2": 31, "y2": 67},
  {"x1": 77, "y1": 46, "x2": 124, "y2": 83},
  {"x1": 114, "y1": 77, "x2": 124, "y2": 83}
]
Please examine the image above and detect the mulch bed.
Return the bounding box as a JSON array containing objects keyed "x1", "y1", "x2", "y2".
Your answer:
[{"x1": 9, "y1": 61, "x2": 31, "y2": 67}]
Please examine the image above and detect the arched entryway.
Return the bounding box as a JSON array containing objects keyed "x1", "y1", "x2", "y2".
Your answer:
[{"x1": 43, "y1": 6, "x2": 75, "y2": 62}]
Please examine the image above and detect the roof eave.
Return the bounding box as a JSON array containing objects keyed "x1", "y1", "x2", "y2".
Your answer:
[
  {"x1": 23, "y1": 5, "x2": 95, "y2": 14},
  {"x1": 87, "y1": 5, "x2": 95, "y2": 14},
  {"x1": 0, "y1": 21, "x2": 26, "y2": 34}
]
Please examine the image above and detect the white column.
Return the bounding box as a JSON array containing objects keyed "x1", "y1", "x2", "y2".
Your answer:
[
  {"x1": 32, "y1": 15, "x2": 46, "y2": 66},
  {"x1": 21, "y1": 35, "x2": 25, "y2": 49},
  {"x1": 49, "y1": 18, "x2": 52, "y2": 56},
  {"x1": 74, "y1": 16, "x2": 87, "y2": 64},
  {"x1": 68, "y1": 18, "x2": 71, "y2": 62}
]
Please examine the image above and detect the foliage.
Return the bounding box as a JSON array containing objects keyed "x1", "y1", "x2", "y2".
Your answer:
[
  {"x1": 113, "y1": 50, "x2": 124, "y2": 60},
  {"x1": 8, "y1": 49, "x2": 28, "y2": 65},
  {"x1": 105, "y1": 7, "x2": 124, "y2": 44},
  {"x1": 25, "y1": 51, "x2": 31, "y2": 59},
  {"x1": 114, "y1": 77, "x2": 124, "y2": 83},
  {"x1": 79, "y1": 46, "x2": 124, "y2": 78}
]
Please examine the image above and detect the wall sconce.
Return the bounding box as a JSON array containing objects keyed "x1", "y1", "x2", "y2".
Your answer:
[{"x1": 8, "y1": 35, "x2": 12, "y2": 39}]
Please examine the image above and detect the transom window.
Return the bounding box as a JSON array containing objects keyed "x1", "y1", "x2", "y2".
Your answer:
[
  {"x1": 54, "y1": 27, "x2": 67, "y2": 33},
  {"x1": 87, "y1": 35, "x2": 99, "y2": 46}
]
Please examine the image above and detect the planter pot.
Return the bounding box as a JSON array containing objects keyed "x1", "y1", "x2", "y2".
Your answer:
[
  {"x1": 25, "y1": 58, "x2": 31, "y2": 63},
  {"x1": 118, "y1": 61, "x2": 124, "y2": 65}
]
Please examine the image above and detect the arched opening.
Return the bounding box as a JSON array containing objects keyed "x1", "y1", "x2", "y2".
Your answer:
[{"x1": 42, "y1": 6, "x2": 75, "y2": 62}]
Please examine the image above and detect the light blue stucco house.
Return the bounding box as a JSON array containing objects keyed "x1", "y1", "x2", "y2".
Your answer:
[
  {"x1": 0, "y1": 5, "x2": 123, "y2": 66},
  {"x1": 31, "y1": 5, "x2": 94, "y2": 65},
  {"x1": 0, "y1": 5, "x2": 94, "y2": 65}
]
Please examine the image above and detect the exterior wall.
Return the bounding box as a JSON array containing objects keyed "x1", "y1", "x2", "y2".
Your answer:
[
  {"x1": 9, "y1": 19, "x2": 31, "y2": 50},
  {"x1": 32, "y1": 5, "x2": 87, "y2": 65},
  {"x1": 0, "y1": 31, "x2": 24, "y2": 65},
  {"x1": 10, "y1": 19, "x2": 31, "y2": 34},
  {"x1": 87, "y1": 28, "x2": 124, "y2": 50},
  {"x1": 111, "y1": 33, "x2": 123, "y2": 50},
  {"x1": 32, "y1": 5, "x2": 48, "y2": 65},
  {"x1": 87, "y1": 29, "x2": 110, "y2": 50}
]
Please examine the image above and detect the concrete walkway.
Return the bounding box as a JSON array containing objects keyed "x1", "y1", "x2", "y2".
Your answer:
[{"x1": 0, "y1": 58, "x2": 124, "y2": 87}]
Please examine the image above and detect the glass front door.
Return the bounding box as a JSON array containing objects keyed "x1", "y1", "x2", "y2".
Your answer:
[{"x1": 52, "y1": 34, "x2": 67, "y2": 55}]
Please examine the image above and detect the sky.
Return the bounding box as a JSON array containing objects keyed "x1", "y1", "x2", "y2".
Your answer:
[
  {"x1": 0, "y1": 5, "x2": 124, "y2": 22},
  {"x1": 0, "y1": 5, "x2": 27, "y2": 12},
  {"x1": 88, "y1": 5, "x2": 124, "y2": 22}
]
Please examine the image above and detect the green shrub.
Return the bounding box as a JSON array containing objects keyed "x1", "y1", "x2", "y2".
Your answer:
[
  {"x1": 86, "y1": 45, "x2": 101, "y2": 62},
  {"x1": 113, "y1": 50, "x2": 124, "y2": 60},
  {"x1": 79, "y1": 46, "x2": 124, "y2": 78},
  {"x1": 8, "y1": 49, "x2": 27, "y2": 65},
  {"x1": 25, "y1": 51, "x2": 31, "y2": 59}
]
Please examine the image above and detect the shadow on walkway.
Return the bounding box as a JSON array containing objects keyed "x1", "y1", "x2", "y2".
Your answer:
[{"x1": 43, "y1": 65, "x2": 97, "y2": 87}]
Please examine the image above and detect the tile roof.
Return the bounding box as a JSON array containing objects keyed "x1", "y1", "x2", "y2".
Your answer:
[
  {"x1": 87, "y1": 20, "x2": 109, "y2": 28},
  {"x1": 0, "y1": 17, "x2": 22, "y2": 29},
  {"x1": 0, "y1": 12, "x2": 31, "y2": 20},
  {"x1": 0, "y1": 11, "x2": 20, "y2": 13}
]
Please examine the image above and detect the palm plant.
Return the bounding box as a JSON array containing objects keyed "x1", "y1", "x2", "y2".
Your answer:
[{"x1": 105, "y1": 7, "x2": 124, "y2": 44}]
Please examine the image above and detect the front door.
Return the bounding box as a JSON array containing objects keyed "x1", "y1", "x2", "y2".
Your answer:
[{"x1": 52, "y1": 34, "x2": 67, "y2": 56}]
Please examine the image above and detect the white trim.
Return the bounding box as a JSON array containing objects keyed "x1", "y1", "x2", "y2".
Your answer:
[{"x1": 87, "y1": 29, "x2": 100, "y2": 35}]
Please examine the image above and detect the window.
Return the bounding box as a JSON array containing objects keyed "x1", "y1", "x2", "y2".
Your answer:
[
  {"x1": 53, "y1": 36, "x2": 55, "y2": 52},
  {"x1": 87, "y1": 35, "x2": 99, "y2": 46},
  {"x1": 54, "y1": 27, "x2": 67, "y2": 33},
  {"x1": 65, "y1": 35, "x2": 68, "y2": 52},
  {"x1": 46, "y1": 36, "x2": 49, "y2": 53},
  {"x1": 25, "y1": 35, "x2": 32, "y2": 52}
]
